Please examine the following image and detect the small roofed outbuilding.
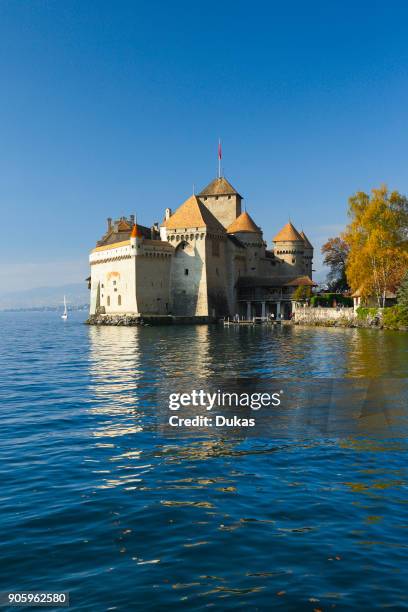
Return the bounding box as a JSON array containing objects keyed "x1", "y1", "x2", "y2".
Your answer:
[
  {"x1": 285, "y1": 276, "x2": 317, "y2": 287},
  {"x1": 226, "y1": 211, "x2": 261, "y2": 234},
  {"x1": 351, "y1": 286, "x2": 397, "y2": 310}
]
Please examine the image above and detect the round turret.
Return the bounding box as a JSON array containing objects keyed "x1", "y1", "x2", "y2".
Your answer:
[
  {"x1": 227, "y1": 211, "x2": 265, "y2": 276},
  {"x1": 273, "y1": 221, "x2": 306, "y2": 274}
]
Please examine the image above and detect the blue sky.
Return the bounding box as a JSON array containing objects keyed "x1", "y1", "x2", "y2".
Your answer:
[{"x1": 1, "y1": 0, "x2": 408, "y2": 292}]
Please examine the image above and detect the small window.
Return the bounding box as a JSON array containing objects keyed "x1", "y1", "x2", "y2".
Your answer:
[
  {"x1": 228, "y1": 195, "x2": 231, "y2": 199},
  {"x1": 114, "y1": 288, "x2": 117, "y2": 292},
  {"x1": 113, "y1": 280, "x2": 116, "y2": 285},
  {"x1": 185, "y1": 268, "x2": 189, "y2": 276},
  {"x1": 118, "y1": 295, "x2": 122, "y2": 306},
  {"x1": 101, "y1": 284, "x2": 104, "y2": 288},
  {"x1": 107, "y1": 296, "x2": 110, "y2": 306}
]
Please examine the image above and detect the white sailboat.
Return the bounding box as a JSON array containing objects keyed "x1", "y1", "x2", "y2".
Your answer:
[{"x1": 61, "y1": 295, "x2": 68, "y2": 320}]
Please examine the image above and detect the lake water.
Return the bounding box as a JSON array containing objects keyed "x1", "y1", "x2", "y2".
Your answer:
[{"x1": 0, "y1": 311, "x2": 407, "y2": 610}]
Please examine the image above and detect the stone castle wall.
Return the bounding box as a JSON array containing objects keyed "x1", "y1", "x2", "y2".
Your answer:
[
  {"x1": 198, "y1": 194, "x2": 241, "y2": 229},
  {"x1": 293, "y1": 306, "x2": 356, "y2": 325},
  {"x1": 89, "y1": 243, "x2": 137, "y2": 315},
  {"x1": 135, "y1": 252, "x2": 172, "y2": 315},
  {"x1": 170, "y1": 234, "x2": 208, "y2": 316}
]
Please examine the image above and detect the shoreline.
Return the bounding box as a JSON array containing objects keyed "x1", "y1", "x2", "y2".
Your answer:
[
  {"x1": 293, "y1": 319, "x2": 408, "y2": 331},
  {"x1": 85, "y1": 308, "x2": 408, "y2": 331},
  {"x1": 292, "y1": 305, "x2": 408, "y2": 332},
  {"x1": 85, "y1": 313, "x2": 216, "y2": 326}
]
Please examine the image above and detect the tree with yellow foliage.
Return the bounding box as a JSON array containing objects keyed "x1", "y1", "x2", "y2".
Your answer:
[{"x1": 344, "y1": 186, "x2": 408, "y2": 307}]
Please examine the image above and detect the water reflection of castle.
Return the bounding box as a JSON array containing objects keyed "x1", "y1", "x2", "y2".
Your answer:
[
  {"x1": 87, "y1": 325, "x2": 212, "y2": 414},
  {"x1": 89, "y1": 175, "x2": 315, "y2": 320}
]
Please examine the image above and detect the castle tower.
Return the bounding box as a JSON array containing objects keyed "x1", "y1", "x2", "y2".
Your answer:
[
  {"x1": 130, "y1": 221, "x2": 142, "y2": 254},
  {"x1": 197, "y1": 177, "x2": 242, "y2": 230},
  {"x1": 161, "y1": 194, "x2": 230, "y2": 317},
  {"x1": 273, "y1": 221, "x2": 306, "y2": 276},
  {"x1": 300, "y1": 230, "x2": 314, "y2": 278},
  {"x1": 227, "y1": 211, "x2": 265, "y2": 276}
]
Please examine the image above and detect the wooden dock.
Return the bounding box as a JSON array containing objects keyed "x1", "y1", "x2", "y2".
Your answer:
[{"x1": 223, "y1": 316, "x2": 282, "y2": 326}]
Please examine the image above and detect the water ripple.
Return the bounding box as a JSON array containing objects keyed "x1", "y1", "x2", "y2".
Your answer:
[{"x1": 0, "y1": 312, "x2": 407, "y2": 610}]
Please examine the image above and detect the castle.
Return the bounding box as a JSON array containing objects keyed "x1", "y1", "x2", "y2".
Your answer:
[{"x1": 89, "y1": 175, "x2": 314, "y2": 320}]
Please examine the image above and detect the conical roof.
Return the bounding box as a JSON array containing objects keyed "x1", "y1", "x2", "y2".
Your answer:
[
  {"x1": 199, "y1": 176, "x2": 241, "y2": 197},
  {"x1": 227, "y1": 211, "x2": 261, "y2": 234},
  {"x1": 162, "y1": 195, "x2": 225, "y2": 231},
  {"x1": 273, "y1": 221, "x2": 303, "y2": 242},
  {"x1": 285, "y1": 275, "x2": 317, "y2": 287},
  {"x1": 131, "y1": 223, "x2": 143, "y2": 238},
  {"x1": 300, "y1": 230, "x2": 313, "y2": 249}
]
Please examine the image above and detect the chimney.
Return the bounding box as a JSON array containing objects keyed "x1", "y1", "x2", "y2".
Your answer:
[
  {"x1": 107, "y1": 217, "x2": 112, "y2": 230},
  {"x1": 165, "y1": 207, "x2": 172, "y2": 220}
]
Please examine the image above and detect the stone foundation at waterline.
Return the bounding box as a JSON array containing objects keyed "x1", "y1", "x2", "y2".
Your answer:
[
  {"x1": 292, "y1": 306, "x2": 407, "y2": 330},
  {"x1": 293, "y1": 307, "x2": 372, "y2": 328},
  {"x1": 86, "y1": 314, "x2": 215, "y2": 326}
]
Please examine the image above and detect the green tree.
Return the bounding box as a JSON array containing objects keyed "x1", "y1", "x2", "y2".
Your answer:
[{"x1": 293, "y1": 285, "x2": 311, "y2": 302}]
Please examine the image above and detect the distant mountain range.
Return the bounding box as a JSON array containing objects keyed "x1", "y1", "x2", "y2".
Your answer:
[
  {"x1": 0, "y1": 283, "x2": 89, "y2": 311},
  {"x1": 0, "y1": 275, "x2": 328, "y2": 312}
]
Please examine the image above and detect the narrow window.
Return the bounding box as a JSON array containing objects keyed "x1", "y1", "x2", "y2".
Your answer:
[
  {"x1": 107, "y1": 296, "x2": 110, "y2": 306},
  {"x1": 118, "y1": 295, "x2": 121, "y2": 306},
  {"x1": 185, "y1": 268, "x2": 189, "y2": 276}
]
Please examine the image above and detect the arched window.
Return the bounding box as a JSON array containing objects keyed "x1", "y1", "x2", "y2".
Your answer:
[{"x1": 118, "y1": 295, "x2": 122, "y2": 306}]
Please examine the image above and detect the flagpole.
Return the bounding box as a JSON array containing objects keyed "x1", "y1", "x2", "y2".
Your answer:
[{"x1": 218, "y1": 138, "x2": 222, "y2": 178}]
